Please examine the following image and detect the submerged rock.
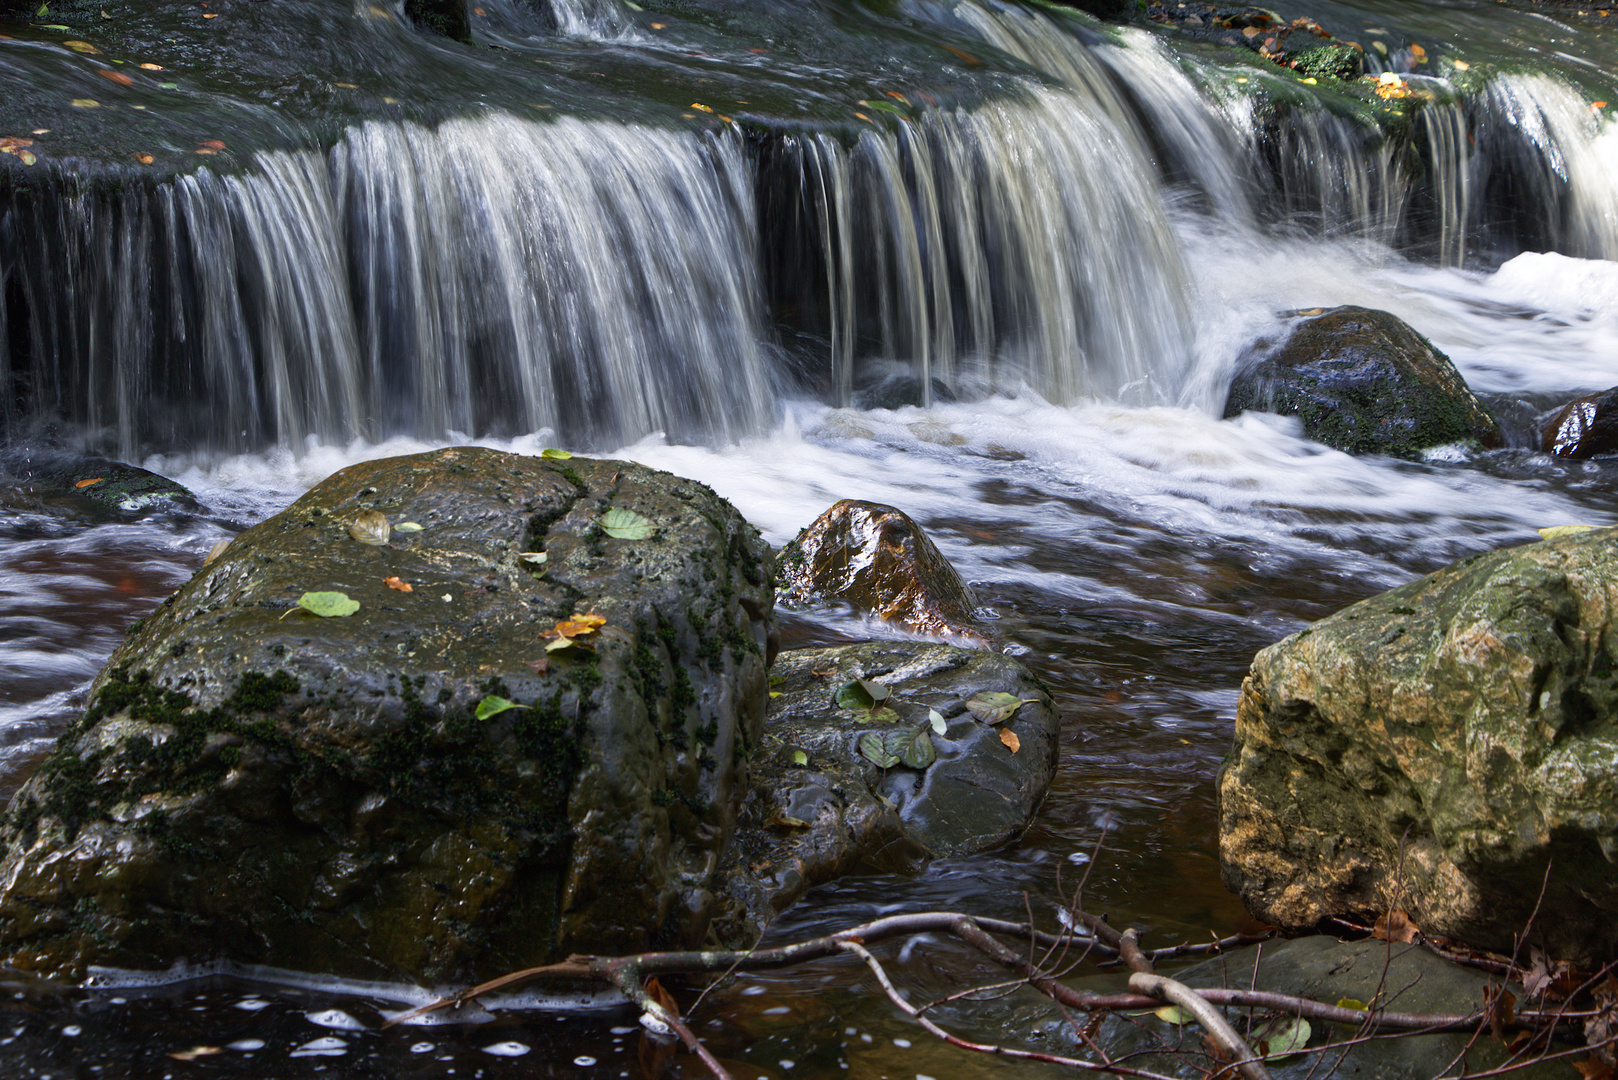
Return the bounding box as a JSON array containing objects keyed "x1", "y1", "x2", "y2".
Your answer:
[
  {"x1": 1, "y1": 453, "x2": 197, "y2": 515},
  {"x1": 717, "y1": 642, "x2": 1060, "y2": 933},
  {"x1": 1224, "y1": 306, "x2": 1502, "y2": 458},
  {"x1": 1088, "y1": 937, "x2": 1560, "y2": 1080},
  {"x1": 777, "y1": 500, "x2": 990, "y2": 646},
  {"x1": 1220, "y1": 527, "x2": 1618, "y2": 964},
  {"x1": 1542, "y1": 387, "x2": 1618, "y2": 458},
  {"x1": 0, "y1": 447, "x2": 773, "y2": 983}
]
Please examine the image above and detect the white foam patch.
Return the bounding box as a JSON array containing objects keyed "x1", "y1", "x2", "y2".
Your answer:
[
  {"x1": 289, "y1": 1036, "x2": 348, "y2": 1058},
  {"x1": 228, "y1": 1039, "x2": 265, "y2": 1051},
  {"x1": 481, "y1": 1042, "x2": 531, "y2": 1057},
  {"x1": 305, "y1": 1009, "x2": 365, "y2": 1030}
]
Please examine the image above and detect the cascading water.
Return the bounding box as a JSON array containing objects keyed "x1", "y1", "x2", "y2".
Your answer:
[
  {"x1": 2, "y1": 116, "x2": 771, "y2": 457},
  {"x1": 763, "y1": 86, "x2": 1194, "y2": 409}
]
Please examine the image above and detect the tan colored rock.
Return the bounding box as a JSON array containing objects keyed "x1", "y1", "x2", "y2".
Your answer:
[{"x1": 1220, "y1": 527, "x2": 1618, "y2": 964}]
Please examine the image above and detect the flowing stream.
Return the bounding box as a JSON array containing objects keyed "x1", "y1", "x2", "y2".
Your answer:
[{"x1": 1, "y1": 0, "x2": 1617, "y2": 1075}]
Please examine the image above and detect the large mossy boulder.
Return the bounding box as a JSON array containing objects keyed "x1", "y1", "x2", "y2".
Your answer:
[
  {"x1": 717, "y1": 642, "x2": 1060, "y2": 933},
  {"x1": 1543, "y1": 387, "x2": 1618, "y2": 458},
  {"x1": 778, "y1": 500, "x2": 990, "y2": 646},
  {"x1": 0, "y1": 447, "x2": 774, "y2": 983},
  {"x1": 1224, "y1": 306, "x2": 1502, "y2": 458},
  {"x1": 1220, "y1": 527, "x2": 1618, "y2": 964}
]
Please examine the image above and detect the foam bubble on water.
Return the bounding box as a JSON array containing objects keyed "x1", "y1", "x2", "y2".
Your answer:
[
  {"x1": 289, "y1": 1036, "x2": 347, "y2": 1058},
  {"x1": 573, "y1": 1055, "x2": 597, "y2": 1066},
  {"x1": 410, "y1": 1042, "x2": 435, "y2": 1054},
  {"x1": 480, "y1": 1042, "x2": 531, "y2": 1057},
  {"x1": 227, "y1": 1039, "x2": 265, "y2": 1051},
  {"x1": 61, "y1": 1026, "x2": 81, "y2": 1037},
  {"x1": 305, "y1": 1009, "x2": 365, "y2": 1030},
  {"x1": 234, "y1": 999, "x2": 270, "y2": 1011}
]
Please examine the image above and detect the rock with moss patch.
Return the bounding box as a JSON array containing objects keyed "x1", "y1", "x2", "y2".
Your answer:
[
  {"x1": 715, "y1": 642, "x2": 1059, "y2": 934},
  {"x1": 1224, "y1": 306, "x2": 1502, "y2": 458},
  {"x1": 778, "y1": 501, "x2": 990, "y2": 646},
  {"x1": 1542, "y1": 387, "x2": 1618, "y2": 458},
  {"x1": 1, "y1": 453, "x2": 197, "y2": 516},
  {"x1": 0, "y1": 447, "x2": 774, "y2": 983},
  {"x1": 1289, "y1": 42, "x2": 1363, "y2": 81},
  {"x1": 1220, "y1": 527, "x2": 1618, "y2": 965}
]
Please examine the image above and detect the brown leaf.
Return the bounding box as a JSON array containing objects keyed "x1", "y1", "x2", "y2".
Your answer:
[
  {"x1": 199, "y1": 140, "x2": 227, "y2": 150},
  {"x1": 644, "y1": 976, "x2": 679, "y2": 1017},
  {"x1": 1000, "y1": 728, "x2": 1021, "y2": 754},
  {"x1": 97, "y1": 69, "x2": 134, "y2": 86},
  {"x1": 383, "y1": 576, "x2": 413, "y2": 593},
  {"x1": 525, "y1": 657, "x2": 549, "y2": 676},
  {"x1": 1371, "y1": 909, "x2": 1420, "y2": 944},
  {"x1": 0, "y1": 137, "x2": 34, "y2": 152},
  {"x1": 1575, "y1": 1059, "x2": 1615, "y2": 1080},
  {"x1": 134, "y1": 153, "x2": 154, "y2": 164},
  {"x1": 546, "y1": 612, "x2": 606, "y2": 640},
  {"x1": 1484, "y1": 983, "x2": 1516, "y2": 1043}
]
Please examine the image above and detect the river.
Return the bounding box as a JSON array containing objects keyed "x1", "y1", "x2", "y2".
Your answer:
[{"x1": 1, "y1": 0, "x2": 1616, "y2": 1076}]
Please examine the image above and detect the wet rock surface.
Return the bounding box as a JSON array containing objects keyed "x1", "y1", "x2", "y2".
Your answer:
[
  {"x1": 777, "y1": 500, "x2": 990, "y2": 646},
  {"x1": 0, "y1": 447, "x2": 773, "y2": 983},
  {"x1": 1542, "y1": 387, "x2": 1618, "y2": 458},
  {"x1": 1224, "y1": 306, "x2": 1503, "y2": 459},
  {"x1": 717, "y1": 641, "x2": 1060, "y2": 934},
  {"x1": 1220, "y1": 527, "x2": 1618, "y2": 965},
  {"x1": 1085, "y1": 937, "x2": 1560, "y2": 1080},
  {"x1": 0, "y1": 453, "x2": 197, "y2": 515}
]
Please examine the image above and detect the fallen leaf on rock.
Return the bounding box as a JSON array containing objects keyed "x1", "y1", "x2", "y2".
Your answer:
[
  {"x1": 394, "y1": 521, "x2": 423, "y2": 532},
  {"x1": 791, "y1": 749, "x2": 808, "y2": 765},
  {"x1": 347, "y1": 509, "x2": 391, "y2": 545},
  {"x1": 203, "y1": 538, "x2": 231, "y2": 565},
  {"x1": 1538, "y1": 525, "x2": 1595, "y2": 540},
  {"x1": 1000, "y1": 728, "x2": 1020, "y2": 753},
  {"x1": 525, "y1": 657, "x2": 548, "y2": 675},
  {"x1": 287, "y1": 591, "x2": 360, "y2": 619},
  {"x1": 134, "y1": 153, "x2": 153, "y2": 164},
  {"x1": 64, "y1": 39, "x2": 100, "y2": 53},
  {"x1": 1371, "y1": 909, "x2": 1420, "y2": 944},
  {"x1": 74, "y1": 477, "x2": 103, "y2": 488},
  {"x1": 768, "y1": 813, "x2": 809, "y2": 829},
  {"x1": 169, "y1": 1046, "x2": 223, "y2": 1062},
  {"x1": 690, "y1": 102, "x2": 713, "y2": 113},
  {"x1": 476, "y1": 694, "x2": 526, "y2": 719},
  {"x1": 97, "y1": 69, "x2": 133, "y2": 85},
  {"x1": 553, "y1": 612, "x2": 606, "y2": 638},
  {"x1": 600, "y1": 507, "x2": 654, "y2": 540},
  {"x1": 383, "y1": 576, "x2": 412, "y2": 592},
  {"x1": 540, "y1": 447, "x2": 572, "y2": 459}
]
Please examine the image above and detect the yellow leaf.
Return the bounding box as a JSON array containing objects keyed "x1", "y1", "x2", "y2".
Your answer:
[
  {"x1": 64, "y1": 40, "x2": 100, "y2": 53},
  {"x1": 71, "y1": 99, "x2": 100, "y2": 108},
  {"x1": 690, "y1": 102, "x2": 713, "y2": 113},
  {"x1": 139, "y1": 62, "x2": 163, "y2": 70},
  {"x1": 1000, "y1": 728, "x2": 1020, "y2": 754}
]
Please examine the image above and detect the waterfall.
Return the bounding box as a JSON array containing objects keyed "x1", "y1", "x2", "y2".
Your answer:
[
  {"x1": 1, "y1": 117, "x2": 771, "y2": 457},
  {"x1": 765, "y1": 88, "x2": 1194, "y2": 408}
]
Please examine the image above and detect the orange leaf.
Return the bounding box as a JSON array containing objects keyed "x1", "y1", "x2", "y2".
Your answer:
[
  {"x1": 134, "y1": 153, "x2": 153, "y2": 164},
  {"x1": 1000, "y1": 728, "x2": 1021, "y2": 753},
  {"x1": 0, "y1": 137, "x2": 34, "y2": 152},
  {"x1": 194, "y1": 148, "x2": 217, "y2": 155},
  {"x1": 139, "y1": 62, "x2": 163, "y2": 70},
  {"x1": 1575, "y1": 1058, "x2": 1615, "y2": 1080},
  {"x1": 940, "y1": 43, "x2": 981, "y2": 65},
  {"x1": 1372, "y1": 909, "x2": 1420, "y2": 944},
  {"x1": 98, "y1": 69, "x2": 134, "y2": 86},
  {"x1": 198, "y1": 139, "x2": 226, "y2": 150},
  {"x1": 383, "y1": 576, "x2": 413, "y2": 593},
  {"x1": 548, "y1": 612, "x2": 606, "y2": 639},
  {"x1": 75, "y1": 477, "x2": 104, "y2": 488}
]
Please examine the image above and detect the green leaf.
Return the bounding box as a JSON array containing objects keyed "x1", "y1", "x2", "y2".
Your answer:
[
  {"x1": 857, "y1": 730, "x2": 900, "y2": 769},
  {"x1": 394, "y1": 521, "x2": 424, "y2": 533},
  {"x1": 1154, "y1": 1005, "x2": 1193, "y2": 1025},
  {"x1": 835, "y1": 680, "x2": 875, "y2": 711},
  {"x1": 541, "y1": 447, "x2": 573, "y2": 459},
  {"x1": 476, "y1": 694, "x2": 526, "y2": 720},
  {"x1": 835, "y1": 678, "x2": 891, "y2": 712},
  {"x1": 36, "y1": 3, "x2": 48, "y2": 15},
  {"x1": 159, "y1": 81, "x2": 178, "y2": 88},
  {"x1": 518, "y1": 551, "x2": 547, "y2": 565},
  {"x1": 859, "y1": 98, "x2": 908, "y2": 115},
  {"x1": 929, "y1": 708, "x2": 947, "y2": 735},
  {"x1": 768, "y1": 674, "x2": 785, "y2": 687},
  {"x1": 893, "y1": 728, "x2": 935, "y2": 769},
  {"x1": 966, "y1": 691, "x2": 1033, "y2": 726},
  {"x1": 1260, "y1": 1017, "x2": 1311, "y2": 1060},
  {"x1": 292, "y1": 591, "x2": 359, "y2": 618},
  {"x1": 791, "y1": 749, "x2": 808, "y2": 766},
  {"x1": 600, "y1": 507, "x2": 654, "y2": 540},
  {"x1": 1335, "y1": 998, "x2": 1369, "y2": 1011},
  {"x1": 1538, "y1": 525, "x2": 1596, "y2": 540},
  {"x1": 864, "y1": 706, "x2": 900, "y2": 724}
]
